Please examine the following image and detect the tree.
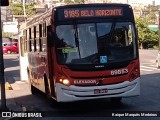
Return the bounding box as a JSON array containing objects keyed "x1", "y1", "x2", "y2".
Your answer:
[
  {"x1": 25, "y1": 2, "x2": 36, "y2": 15},
  {"x1": 2, "y1": 32, "x2": 13, "y2": 38},
  {"x1": 10, "y1": 2, "x2": 36, "y2": 16},
  {"x1": 144, "y1": 5, "x2": 159, "y2": 24},
  {"x1": 10, "y1": 2, "x2": 23, "y2": 15},
  {"x1": 136, "y1": 17, "x2": 158, "y2": 48},
  {"x1": 64, "y1": 0, "x2": 74, "y2": 4},
  {"x1": 74, "y1": 0, "x2": 85, "y2": 4}
]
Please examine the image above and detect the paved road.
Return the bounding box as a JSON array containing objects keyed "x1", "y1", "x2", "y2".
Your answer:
[
  {"x1": 139, "y1": 49, "x2": 159, "y2": 74},
  {"x1": 2, "y1": 50, "x2": 160, "y2": 119},
  {"x1": 3, "y1": 54, "x2": 20, "y2": 84}
]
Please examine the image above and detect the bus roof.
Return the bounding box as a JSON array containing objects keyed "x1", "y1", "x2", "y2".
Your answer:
[{"x1": 54, "y1": 3, "x2": 131, "y2": 9}]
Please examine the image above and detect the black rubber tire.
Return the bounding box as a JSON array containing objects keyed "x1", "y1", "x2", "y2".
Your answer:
[
  {"x1": 156, "y1": 60, "x2": 160, "y2": 69},
  {"x1": 30, "y1": 85, "x2": 39, "y2": 94},
  {"x1": 110, "y1": 97, "x2": 122, "y2": 104}
]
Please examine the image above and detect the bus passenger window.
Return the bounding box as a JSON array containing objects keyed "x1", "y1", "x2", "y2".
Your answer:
[
  {"x1": 42, "y1": 39, "x2": 46, "y2": 52},
  {"x1": 43, "y1": 23, "x2": 46, "y2": 37},
  {"x1": 34, "y1": 27, "x2": 36, "y2": 51},
  {"x1": 39, "y1": 24, "x2": 42, "y2": 51},
  {"x1": 41, "y1": 23, "x2": 47, "y2": 52},
  {"x1": 28, "y1": 29, "x2": 31, "y2": 52},
  {"x1": 36, "y1": 43, "x2": 40, "y2": 51},
  {"x1": 31, "y1": 40, "x2": 34, "y2": 51},
  {"x1": 36, "y1": 25, "x2": 40, "y2": 51}
]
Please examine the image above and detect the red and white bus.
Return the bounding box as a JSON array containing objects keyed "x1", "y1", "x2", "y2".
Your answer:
[{"x1": 20, "y1": 3, "x2": 140, "y2": 102}]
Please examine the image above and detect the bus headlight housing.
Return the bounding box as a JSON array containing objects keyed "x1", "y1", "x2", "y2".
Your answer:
[
  {"x1": 59, "y1": 78, "x2": 70, "y2": 86},
  {"x1": 129, "y1": 68, "x2": 140, "y2": 81},
  {"x1": 62, "y1": 79, "x2": 70, "y2": 85},
  {"x1": 58, "y1": 73, "x2": 70, "y2": 86}
]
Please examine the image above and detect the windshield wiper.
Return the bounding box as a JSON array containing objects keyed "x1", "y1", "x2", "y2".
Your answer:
[
  {"x1": 108, "y1": 22, "x2": 116, "y2": 42},
  {"x1": 73, "y1": 23, "x2": 81, "y2": 59}
]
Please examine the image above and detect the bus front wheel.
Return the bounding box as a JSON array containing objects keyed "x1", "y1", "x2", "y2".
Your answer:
[
  {"x1": 110, "y1": 97, "x2": 122, "y2": 104},
  {"x1": 28, "y1": 70, "x2": 39, "y2": 94},
  {"x1": 156, "y1": 60, "x2": 160, "y2": 68}
]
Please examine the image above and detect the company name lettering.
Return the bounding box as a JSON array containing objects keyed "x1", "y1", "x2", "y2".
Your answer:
[
  {"x1": 111, "y1": 68, "x2": 128, "y2": 75},
  {"x1": 74, "y1": 80, "x2": 97, "y2": 84},
  {"x1": 64, "y1": 9, "x2": 122, "y2": 18}
]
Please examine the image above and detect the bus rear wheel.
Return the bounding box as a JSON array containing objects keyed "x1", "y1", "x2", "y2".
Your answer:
[{"x1": 30, "y1": 85, "x2": 39, "y2": 94}]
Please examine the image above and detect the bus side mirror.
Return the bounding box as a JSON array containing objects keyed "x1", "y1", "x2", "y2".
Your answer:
[{"x1": 1, "y1": 0, "x2": 9, "y2": 6}]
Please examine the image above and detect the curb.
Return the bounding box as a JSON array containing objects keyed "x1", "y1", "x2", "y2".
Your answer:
[
  {"x1": 0, "y1": 82, "x2": 13, "y2": 90},
  {"x1": 5, "y1": 82, "x2": 13, "y2": 90}
]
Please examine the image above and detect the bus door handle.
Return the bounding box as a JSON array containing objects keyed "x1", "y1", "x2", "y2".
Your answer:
[{"x1": 41, "y1": 57, "x2": 46, "y2": 63}]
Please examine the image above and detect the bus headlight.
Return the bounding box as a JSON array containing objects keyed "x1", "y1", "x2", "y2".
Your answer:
[
  {"x1": 58, "y1": 72, "x2": 70, "y2": 86},
  {"x1": 62, "y1": 79, "x2": 70, "y2": 85},
  {"x1": 59, "y1": 78, "x2": 70, "y2": 86}
]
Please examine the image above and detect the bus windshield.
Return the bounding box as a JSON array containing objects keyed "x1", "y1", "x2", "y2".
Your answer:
[{"x1": 56, "y1": 22, "x2": 136, "y2": 65}]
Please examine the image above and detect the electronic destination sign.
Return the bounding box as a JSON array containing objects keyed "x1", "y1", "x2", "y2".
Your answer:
[{"x1": 63, "y1": 7, "x2": 123, "y2": 19}]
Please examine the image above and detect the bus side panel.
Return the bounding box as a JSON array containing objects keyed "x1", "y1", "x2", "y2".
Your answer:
[
  {"x1": 28, "y1": 52, "x2": 38, "y2": 88},
  {"x1": 37, "y1": 26, "x2": 55, "y2": 97},
  {"x1": 37, "y1": 51, "x2": 47, "y2": 93},
  {"x1": 35, "y1": 35, "x2": 48, "y2": 93}
]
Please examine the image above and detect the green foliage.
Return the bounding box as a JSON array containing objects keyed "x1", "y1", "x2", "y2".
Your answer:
[
  {"x1": 25, "y1": 2, "x2": 36, "y2": 15},
  {"x1": 144, "y1": 5, "x2": 159, "y2": 24},
  {"x1": 2, "y1": 32, "x2": 14, "y2": 37},
  {"x1": 64, "y1": 0, "x2": 74, "y2": 4},
  {"x1": 136, "y1": 17, "x2": 158, "y2": 48},
  {"x1": 10, "y1": 2, "x2": 36, "y2": 16},
  {"x1": 153, "y1": 45, "x2": 159, "y2": 50},
  {"x1": 74, "y1": 0, "x2": 85, "y2": 4},
  {"x1": 10, "y1": 2, "x2": 23, "y2": 15}
]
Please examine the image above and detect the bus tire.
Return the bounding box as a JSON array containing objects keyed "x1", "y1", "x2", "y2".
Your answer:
[
  {"x1": 156, "y1": 60, "x2": 160, "y2": 68},
  {"x1": 30, "y1": 85, "x2": 39, "y2": 94},
  {"x1": 49, "y1": 98, "x2": 60, "y2": 107},
  {"x1": 110, "y1": 97, "x2": 122, "y2": 104},
  {"x1": 44, "y1": 75, "x2": 50, "y2": 97}
]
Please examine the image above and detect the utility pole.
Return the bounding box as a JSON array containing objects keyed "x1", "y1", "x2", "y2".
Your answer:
[
  {"x1": 0, "y1": 0, "x2": 9, "y2": 111},
  {"x1": 23, "y1": 0, "x2": 27, "y2": 25}
]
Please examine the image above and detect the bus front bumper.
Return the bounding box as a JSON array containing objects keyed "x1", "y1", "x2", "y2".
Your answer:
[{"x1": 55, "y1": 78, "x2": 140, "y2": 102}]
